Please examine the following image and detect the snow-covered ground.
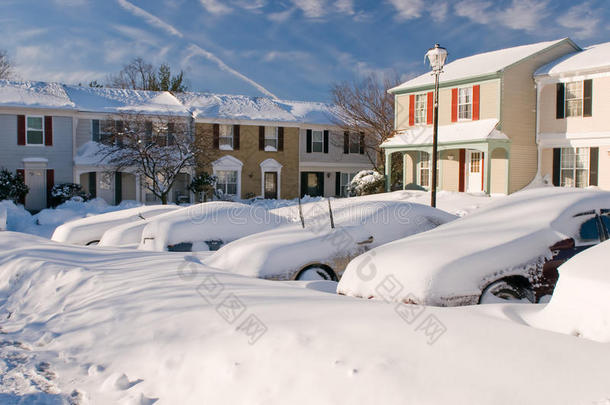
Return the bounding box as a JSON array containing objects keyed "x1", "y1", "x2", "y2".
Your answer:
[{"x1": 1, "y1": 232, "x2": 610, "y2": 404}]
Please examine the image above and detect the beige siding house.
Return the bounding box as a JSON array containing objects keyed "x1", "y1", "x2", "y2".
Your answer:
[
  {"x1": 384, "y1": 38, "x2": 579, "y2": 195},
  {"x1": 535, "y1": 42, "x2": 610, "y2": 190}
]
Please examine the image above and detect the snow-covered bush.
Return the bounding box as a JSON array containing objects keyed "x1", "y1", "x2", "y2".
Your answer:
[
  {"x1": 0, "y1": 168, "x2": 29, "y2": 204},
  {"x1": 49, "y1": 183, "x2": 90, "y2": 207},
  {"x1": 188, "y1": 172, "x2": 217, "y2": 202},
  {"x1": 347, "y1": 170, "x2": 385, "y2": 196}
]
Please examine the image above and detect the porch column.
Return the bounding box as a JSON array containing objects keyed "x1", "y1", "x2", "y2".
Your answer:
[
  {"x1": 385, "y1": 150, "x2": 392, "y2": 192},
  {"x1": 484, "y1": 145, "x2": 491, "y2": 194},
  {"x1": 402, "y1": 152, "x2": 407, "y2": 190},
  {"x1": 135, "y1": 174, "x2": 141, "y2": 203}
]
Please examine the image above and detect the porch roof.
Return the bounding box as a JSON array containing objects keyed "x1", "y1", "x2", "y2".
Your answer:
[{"x1": 381, "y1": 119, "x2": 508, "y2": 150}]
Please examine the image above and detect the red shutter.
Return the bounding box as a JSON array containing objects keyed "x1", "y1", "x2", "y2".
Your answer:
[
  {"x1": 408, "y1": 94, "x2": 415, "y2": 126},
  {"x1": 44, "y1": 116, "x2": 53, "y2": 146},
  {"x1": 451, "y1": 88, "x2": 458, "y2": 122},
  {"x1": 17, "y1": 115, "x2": 26, "y2": 145},
  {"x1": 472, "y1": 85, "x2": 480, "y2": 121},
  {"x1": 16, "y1": 169, "x2": 25, "y2": 205},
  {"x1": 426, "y1": 92, "x2": 433, "y2": 125},
  {"x1": 458, "y1": 149, "x2": 465, "y2": 192},
  {"x1": 213, "y1": 124, "x2": 219, "y2": 149},
  {"x1": 46, "y1": 169, "x2": 54, "y2": 207}
]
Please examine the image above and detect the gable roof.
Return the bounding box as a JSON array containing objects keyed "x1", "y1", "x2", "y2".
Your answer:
[
  {"x1": 535, "y1": 41, "x2": 610, "y2": 77},
  {"x1": 0, "y1": 80, "x2": 75, "y2": 110},
  {"x1": 390, "y1": 38, "x2": 579, "y2": 93}
]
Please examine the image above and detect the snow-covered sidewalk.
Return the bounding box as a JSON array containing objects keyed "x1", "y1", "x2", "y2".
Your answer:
[{"x1": 0, "y1": 232, "x2": 608, "y2": 404}]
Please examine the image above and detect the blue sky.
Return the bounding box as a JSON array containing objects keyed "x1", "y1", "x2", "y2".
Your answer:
[{"x1": 1, "y1": 0, "x2": 608, "y2": 101}]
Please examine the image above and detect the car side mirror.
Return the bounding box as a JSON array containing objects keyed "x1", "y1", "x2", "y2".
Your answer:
[{"x1": 549, "y1": 238, "x2": 575, "y2": 251}]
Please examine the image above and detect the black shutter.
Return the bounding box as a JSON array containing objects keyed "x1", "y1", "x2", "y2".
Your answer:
[
  {"x1": 259, "y1": 126, "x2": 264, "y2": 151},
  {"x1": 92, "y1": 119, "x2": 100, "y2": 142},
  {"x1": 306, "y1": 129, "x2": 312, "y2": 153},
  {"x1": 343, "y1": 132, "x2": 349, "y2": 154},
  {"x1": 556, "y1": 83, "x2": 565, "y2": 119},
  {"x1": 583, "y1": 79, "x2": 592, "y2": 117},
  {"x1": 300, "y1": 172, "x2": 308, "y2": 197},
  {"x1": 115, "y1": 172, "x2": 122, "y2": 205},
  {"x1": 213, "y1": 124, "x2": 219, "y2": 149},
  {"x1": 323, "y1": 130, "x2": 329, "y2": 154},
  {"x1": 552, "y1": 148, "x2": 561, "y2": 186},
  {"x1": 589, "y1": 147, "x2": 599, "y2": 186},
  {"x1": 278, "y1": 127, "x2": 284, "y2": 151},
  {"x1": 335, "y1": 172, "x2": 341, "y2": 197},
  {"x1": 359, "y1": 132, "x2": 365, "y2": 154},
  {"x1": 89, "y1": 172, "x2": 97, "y2": 198},
  {"x1": 233, "y1": 125, "x2": 240, "y2": 150}
]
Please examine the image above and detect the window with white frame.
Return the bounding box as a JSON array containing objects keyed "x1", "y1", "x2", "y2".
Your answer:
[
  {"x1": 565, "y1": 81, "x2": 583, "y2": 118},
  {"x1": 418, "y1": 151, "x2": 430, "y2": 188},
  {"x1": 312, "y1": 130, "x2": 323, "y2": 152},
  {"x1": 458, "y1": 87, "x2": 472, "y2": 120},
  {"x1": 219, "y1": 125, "x2": 234, "y2": 150},
  {"x1": 264, "y1": 127, "x2": 278, "y2": 151},
  {"x1": 560, "y1": 147, "x2": 589, "y2": 188},
  {"x1": 340, "y1": 172, "x2": 358, "y2": 197},
  {"x1": 92, "y1": 119, "x2": 115, "y2": 145},
  {"x1": 26, "y1": 116, "x2": 44, "y2": 145},
  {"x1": 349, "y1": 133, "x2": 361, "y2": 154},
  {"x1": 414, "y1": 93, "x2": 427, "y2": 124},
  {"x1": 215, "y1": 170, "x2": 238, "y2": 195}
]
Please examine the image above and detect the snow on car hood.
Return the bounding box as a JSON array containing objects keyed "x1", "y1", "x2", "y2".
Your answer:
[{"x1": 337, "y1": 188, "x2": 610, "y2": 305}]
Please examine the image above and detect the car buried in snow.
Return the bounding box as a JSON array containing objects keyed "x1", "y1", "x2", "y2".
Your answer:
[
  {"x1": 203, "y1": 199, "x2": 456, "y2": 281},
  {"x1": 337, "y1": 188, "x2": 610, "y2": 306}
]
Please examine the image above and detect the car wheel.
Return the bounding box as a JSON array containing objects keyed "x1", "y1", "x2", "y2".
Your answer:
[
  {"x1": 296, "y1": 267, "x2": 337, "y2": 281},
  {"x1": 480, "y1": 280, "x2": 533, "y2": 304}
]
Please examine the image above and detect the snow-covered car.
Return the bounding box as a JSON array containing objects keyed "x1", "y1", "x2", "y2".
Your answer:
[
  {"x1": 337, "y1": 188, "x2": 610, "y2": 306},
  {"x1": 51, "y1": 205, "x2": 180, "y2": 245},
  {"x1": 138, "y1": 201, "x2": 292, "y2": 252},
  {"x1": 204, "y1": 199, "x2": 456, "y2": 281}
]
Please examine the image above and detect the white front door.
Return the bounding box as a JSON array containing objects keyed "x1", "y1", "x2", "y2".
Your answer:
[
  {"x1": 467, "y1": 151, "x2": 483, "y2": 192},
  {"x1": 25, "y1": 169, "x2": 46, "y2": 211}
]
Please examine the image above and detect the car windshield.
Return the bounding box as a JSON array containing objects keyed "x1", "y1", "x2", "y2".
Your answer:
[{"x1": 579, "y1": 217, "x2": 600, "y2": 242}]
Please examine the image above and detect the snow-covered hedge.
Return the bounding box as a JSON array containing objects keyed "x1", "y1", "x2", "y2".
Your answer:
[
  {"x1": 347, "y1": 170, "x2": 385, "y2": 196},
  {"x1": 49, "y1": 183, "x2": 90, "y2": 207},
  {"x1": 0, "y1": 168, "x2": 29, "y2": 204}
]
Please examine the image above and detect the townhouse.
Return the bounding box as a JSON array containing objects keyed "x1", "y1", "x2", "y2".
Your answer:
[
  {"x1": 383, "y1": 38, "x2": 580, "y2": 195},
  {"x1": 0, "y1": 80, "x2": 373, "y2": 210},
  {"x1": 535, "y1": 42, "x2": 610, "y2": 190}
]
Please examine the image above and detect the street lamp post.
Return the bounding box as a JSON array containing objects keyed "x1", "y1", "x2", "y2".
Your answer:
[{"x1": 425, "y1": 44, "x2": 447, "y2": 208}]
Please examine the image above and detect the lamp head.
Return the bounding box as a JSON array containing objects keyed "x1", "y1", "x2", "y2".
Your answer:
[{"x1": 426, "y1": 44, "x2": 448, "y2": 72}]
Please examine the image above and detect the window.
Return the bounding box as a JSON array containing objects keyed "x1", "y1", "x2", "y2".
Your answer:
[
  {"x1": 560, "y1": 147, "x2": 589, "y2": 188},
  {"x1": 419, "y1": 151, "x2": 430, "y2": 188},
  {"x1": 340, "y1": 172, "x2": 357, "y2": 197},
  {"x1": 219, "y1": 125, "x2": 233, "y2": 150},
  {"x1": 92, "y1": 119, "x2": 116, "y2": 145},
  {"x1": 26, "y1": 116, "x2": 44, "y2": 145},
  {"x1": 414, "y1": 94, "x2": 427, "y2": 124},
  {"x1": 264, "y1": 127, "x2": 278, "y2": 151},
  {"x1": 458, "y1": 87, "x2": 472, "y2": 120},
  {"x1": 349, "y1": 133, "x2": 360, "y2": 154},
  {"x1": 312, "y1": 130, "x2": 323, "y2": 152},
  {"x1": 216, "y1": 170, "x2": 238, "y2": 195},
  {"x1": 565, "y1": 81, "x2": 583, "y2": 117}
]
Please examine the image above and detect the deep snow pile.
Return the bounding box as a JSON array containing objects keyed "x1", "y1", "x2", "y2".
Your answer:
[
  {"x1": 0, "y1": 232, "x2": 610, "y2": 404},
  {"x1": 526, "y1": 239, "x2": 610, "y2": 342}
]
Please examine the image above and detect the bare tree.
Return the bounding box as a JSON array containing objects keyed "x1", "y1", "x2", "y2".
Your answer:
[
  {"x1": 0, "y1": 50, "x2": 13, "y2": 80},
  {"x1": 107, "y1": 58, "x2": 187, "y2": 93},
  {"x1": 330, "y1": 73, "x2": 401, "y2": 182},
  {"x1": 101, "y1": 114, "x2": 203, "y2": 204}
]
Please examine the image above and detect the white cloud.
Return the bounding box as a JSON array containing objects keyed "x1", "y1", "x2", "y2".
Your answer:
[
  {"x1": 429, "y1": 1, "x2": 449, "y2": 22},
  {"x1": 558, "y1": 2, "x2": 601, "y2": 39},
  {"x1": 387, "y1": 0, "x2": 425, "y2": 20},
  {"x1": 263, "y1": 50, "x2": 311, "y2": 62},
  {"x1": 454, "y1": 0, "x2": 549, "y2": 32},
  {"x1": 335, "y1": 0, "x2": 354, "y2": 15},
  {"x1": 116, "y1": 0, "x2": 183, "y2": 38},
  {"x1": 268, "y1": 8, "x2": 295, "y2": 22},
  {"x1": 199, "y1": 0, "x2": 232, "y2": 15},
  {"x1": 453, "y1": 0, "x2": 494, "y2": 24},
  {"x1": 291, "y1": 0, "x2": 327, "y2": 18}
]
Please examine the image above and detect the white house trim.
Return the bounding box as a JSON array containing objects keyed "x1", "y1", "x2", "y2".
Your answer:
[
  {"x1": 260, "y1": 158, "x2": 282, "y2": 198},
  {"x1": 212, "y1": 155, "x2": 243, "y2": 198}
]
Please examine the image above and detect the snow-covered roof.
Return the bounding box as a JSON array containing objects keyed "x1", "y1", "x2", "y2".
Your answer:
[
  {"x1": 390, "y1": 39, "x2": 577, "y2": 93},
  {"x1": 64, "y1": 85, "x2": 189, "y2": 116},
  {"x1": 381, "y1": 119, "x2": 507, "y2": 148},
  {"x1": 535, "y1": 42, "x2": 610, "y2": 77},
  {"x1": 176, "y1": 92, "x2": 337, "y2": 125},
  {"x1": 0, "y1": 80, "x2": 75, "y2": 110}
]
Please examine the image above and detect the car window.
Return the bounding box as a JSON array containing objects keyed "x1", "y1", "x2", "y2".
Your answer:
[
  {"x1": 601, "y1": 215, "x2": 610, "y2": 233},
  {"x1": 579, "y1": 217, "x2": 600, "y2": 242}
]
